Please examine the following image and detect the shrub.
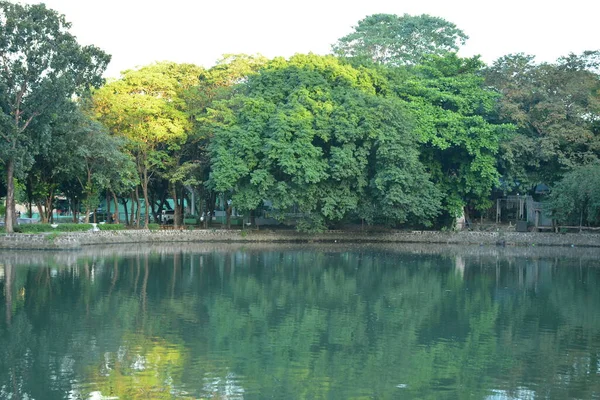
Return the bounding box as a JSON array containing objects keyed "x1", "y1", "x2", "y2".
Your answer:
[{"x1": 548, "y1": 163, "x2": 600, "y2": 226}]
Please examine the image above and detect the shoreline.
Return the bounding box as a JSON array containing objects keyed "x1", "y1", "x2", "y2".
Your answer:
[
  {"x1": 3, "y1": 241, "x2": 600, "y2": 267},
  {"x1": 0, "y1": 228, "x2": 599, "y2": 251}
]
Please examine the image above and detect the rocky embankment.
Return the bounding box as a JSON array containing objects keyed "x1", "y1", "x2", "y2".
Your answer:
[{"x1": 0, "y1": 229, "x2": 598, "y2": 250}]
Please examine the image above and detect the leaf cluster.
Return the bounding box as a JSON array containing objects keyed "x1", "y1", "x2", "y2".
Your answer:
[{"x1": 208, "y1": 54, "x2": 443, "y2": 229}]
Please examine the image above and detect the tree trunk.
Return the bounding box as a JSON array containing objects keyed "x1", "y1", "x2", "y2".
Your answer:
[
  {"x1": 172, "y1": 184, "x2": 180, "y2": 228},
  {"x1": 155, "y1": 190, "x2": 168, "y2": 224},
  {"x1": 5, "y1": 160, "x2": 15, "y2": 233},
  {"x1": 149, "y1": 190, "x2": 157, "y2": 225},
  {"x1": 204, "y1": 192, "x2": 216, "y2": 229},
  {"x1": 106, "y1": 191, "x2": 111, "y2": 223},
  {"x1": 85, "y1": 202, "x2": 91, "y2": 224},
  {"x1": 122, "y1": 197, "x2": 130, "y2": 225},
  {"x1": 45, "y1": 192, "x2": 54, "y2": 223},
  {"x1": 4, "y1": 263, "x2": 13, "y2": 326},
  {"x1": 25, "y1": 176, "x2": 34, "y2": 218},
  {"x1": 142, "y1": 167, "x2": 150, "y2": 228},
  {"x1": 35, "y1": 200, "x2": 47, "y2": 223},
  {"x1": 129, "y1": 190, "x2": 135, "y2": 226},
  {"x1": 135, "y1": 186, "x2": 141, "y2": 228},
  {"x1": 226, "y1": 204, "x2": 232, "y2": 229},
  {"x1": 180, "y1": 186, "x2": 185, "y2": 226},
  {"x1": 112, "y1": 191, "x2": 120, "y2": 224},
  {"x1": 71, "y1": 200, "x2": 79, "y2": 223}
]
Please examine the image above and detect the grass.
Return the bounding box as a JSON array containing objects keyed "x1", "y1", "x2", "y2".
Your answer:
[
  {"x1": 45, "y1": 232, "x2": 62, "y2": 241},
  {"x1": 2, "y1": 222, "x2": 178, "y2": 233},
  {"x1": 0, "y1": 223, "x2": 128, "y2": 233}
]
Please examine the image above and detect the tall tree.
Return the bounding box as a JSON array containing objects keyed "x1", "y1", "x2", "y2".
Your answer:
[
  {"x1": 485, "y1": 52, "x2": 600, "y2": 188},
  {"x1": 184, "y1": 54, "x2": 268, "y2": 224},
  {"x1": 385, "y1": 54, "x2": 511, "y2": 222},
  {"x1": 209, "y1": 54, "x2": 441, "y2": 231},
  {"x1": 92, "y1": 62, "x2": 200, "y2": 227},
  {"x1": 0, "y1": 1, "x2": 109, "y2": 232},
  {"x1": 332, "y1": 13, "x2": 468, "y2": 66}
]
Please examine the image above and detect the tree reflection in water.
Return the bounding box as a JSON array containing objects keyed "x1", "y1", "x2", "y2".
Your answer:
[{"x1": 0, "y1": 244, "x2": 599, "y2": 399}]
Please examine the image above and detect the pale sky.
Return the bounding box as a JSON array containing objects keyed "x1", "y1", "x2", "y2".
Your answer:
[{"x1": 18, "y1": 0, "x2": 600, "y2": 78}]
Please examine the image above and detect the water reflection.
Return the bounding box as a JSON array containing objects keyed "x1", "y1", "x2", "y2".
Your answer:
[{"x1": 0, "y1": 244, "x2": 599, "y2": 399}]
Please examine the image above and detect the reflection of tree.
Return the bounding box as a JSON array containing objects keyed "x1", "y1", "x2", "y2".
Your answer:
[
  {"x1": 3, "y1": 263, "x2": 13, "y2": 326},
  {"x1": 0, "y1": 249, "x2": 599, "y2": 398},
  {"x1": 87, "y1": 334, "x2": 187, "y2": 399}
]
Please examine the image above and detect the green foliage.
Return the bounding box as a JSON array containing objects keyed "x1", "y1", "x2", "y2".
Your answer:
[
  {"x1": 333, "y1": 13, "x2": 468, "y2": 66},
  {"x1": 547, "y1": 163, "x2": 600, "y2": 226},
  {"x1": 209, "y1": 54, "x2": 441, "y2": 230},
  {"x1": 45, "y1": 232, "x2": 61, "y2": 241},
  {"x1": 485, "y1": 52, "x2": 600, "y2": 188},
  {"x1": 15, "y1": 223, "x2": 90, "y2": 233},
  {"x1": 93, "y1": 61, "x2": 205, "y2": 227},
  {"x1": 147, "y1": 223, "x2": 160, "y2": 231},
  {"x1": 93, "y1": 62, "x2": 196, "y2": 164},
  {"x1": 0, "y1": 1, "x2": 109, "y2": 232},
  {"x1": 386, "y1": 54, "x2": 511, "y2": 216}
]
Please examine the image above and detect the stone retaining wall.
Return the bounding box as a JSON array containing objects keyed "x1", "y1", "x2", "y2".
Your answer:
[{"x1": 0, "y1": 229, "x2": 598, "y2": 251}]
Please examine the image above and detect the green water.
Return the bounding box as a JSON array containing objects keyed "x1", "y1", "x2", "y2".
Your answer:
[{"x1": 1, "y1": 244, "x2": 600, "y2": 399}]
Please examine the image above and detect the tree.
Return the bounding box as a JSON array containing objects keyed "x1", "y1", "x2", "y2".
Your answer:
[
  {"x1": 24, "y1": 102, "x2": 82, "y2": 223},
  {"x1": 185, "y1": 54, "x2": 268, "y2": 225},
  {"x1": 547, "y1": 163, "x2": 600, "y2": 227},
  {"x1": 0, "y1": 1, "x2": 109, "y2": 232},
  {"x1": 92, "y1": 62, "x2": 201, "y2": 227},
  {"x1": 72, "y1": 118, "x2": 135, "y2": 223},
  {"x1": 384, "y1": 54, "x2": 511, "y2": 222},
  {"x1": 332, "y1": 13, "x2": 468, "y2": 66},
  {"x1": 209, "y1": 54, "x2": 441, "y2": 231},
  {"x1": 485, "y1": 52, "x2": 600, "y2": 188}
]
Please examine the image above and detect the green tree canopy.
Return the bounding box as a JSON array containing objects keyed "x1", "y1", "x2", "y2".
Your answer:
[
  {"x1": 332, "y1": 13, "x2": 468, "y2": 66},
  {"x1": 92, "y1": 62, "x2": 203, "y2": 226},
  {"x1": 548, "y1": 163, "x2": 600, "y2": 226},
  {"x1": 485, "y1": 52, "x2": 600, "y2": 188},
  {"x1": 208, "y1": 54, "x2": 441, "y2": 231},
  {"x1": 0, "y1": 1, "x2": 109, "y2": 232},
  {"x1": 384, "y1": 54, "x2": 511, "y2": 219}
]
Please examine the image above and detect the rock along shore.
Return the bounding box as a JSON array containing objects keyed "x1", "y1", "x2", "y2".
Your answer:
[{"x1": 0, "y1": 229, "x2": 598, "y2": 251}]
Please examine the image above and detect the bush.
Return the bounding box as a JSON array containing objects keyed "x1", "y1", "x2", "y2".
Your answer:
[
  {"x1": 548, "y1": 163, "x2": 600, "y2": 226},
  {"x1": 147, "y1": 223, "x2": 160, "y2": 231}
]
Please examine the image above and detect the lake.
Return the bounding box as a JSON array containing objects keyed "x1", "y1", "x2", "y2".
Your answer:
[{"x1": 1, "y1": 243, "x2": 599, "y2": 399}]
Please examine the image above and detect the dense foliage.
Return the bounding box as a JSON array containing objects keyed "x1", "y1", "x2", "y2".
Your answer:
[
  {"x1": 547, "y1": 163, "x2": 600, "y2": 226},
  {"x1": 485, "y1": 52, "x2": 600, "y2": 188},
  {"x1": 208, "y1": 55, "x2": 442, "y2": 230},
  {"x1": 332, "y1": 13, "x2": 468, "y2": 66},
  {"x1": 2, "y1": 6, "x2": 600, "y2": 230},
  {"x1": 0, "y1": 1, "x2": 110, "y2": 232}
]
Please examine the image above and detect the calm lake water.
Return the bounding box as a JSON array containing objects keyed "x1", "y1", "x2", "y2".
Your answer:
[{"x1": 1, "y1": 243, "x2": 600, "y2": 399}]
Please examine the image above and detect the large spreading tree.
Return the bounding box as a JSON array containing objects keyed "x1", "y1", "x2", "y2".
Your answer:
[
  {"x1": 385, "y1": 54, "x2": 512, "y2": 221},
  {"x1": 92, "y1": 62, "x2": 202, "y2": 227},
  {"x1": 332, "y1": 13, "x2": 468, "y2": 66},
  {"x1": 485, "y1": 52, "x2": 600, "y2": 189},
  {"x1": 208, "y1": 54, "x2": 442, "y2": 231},
  {"x1": 0, "y1": 1, "x2": 109, "y2": 232}
]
